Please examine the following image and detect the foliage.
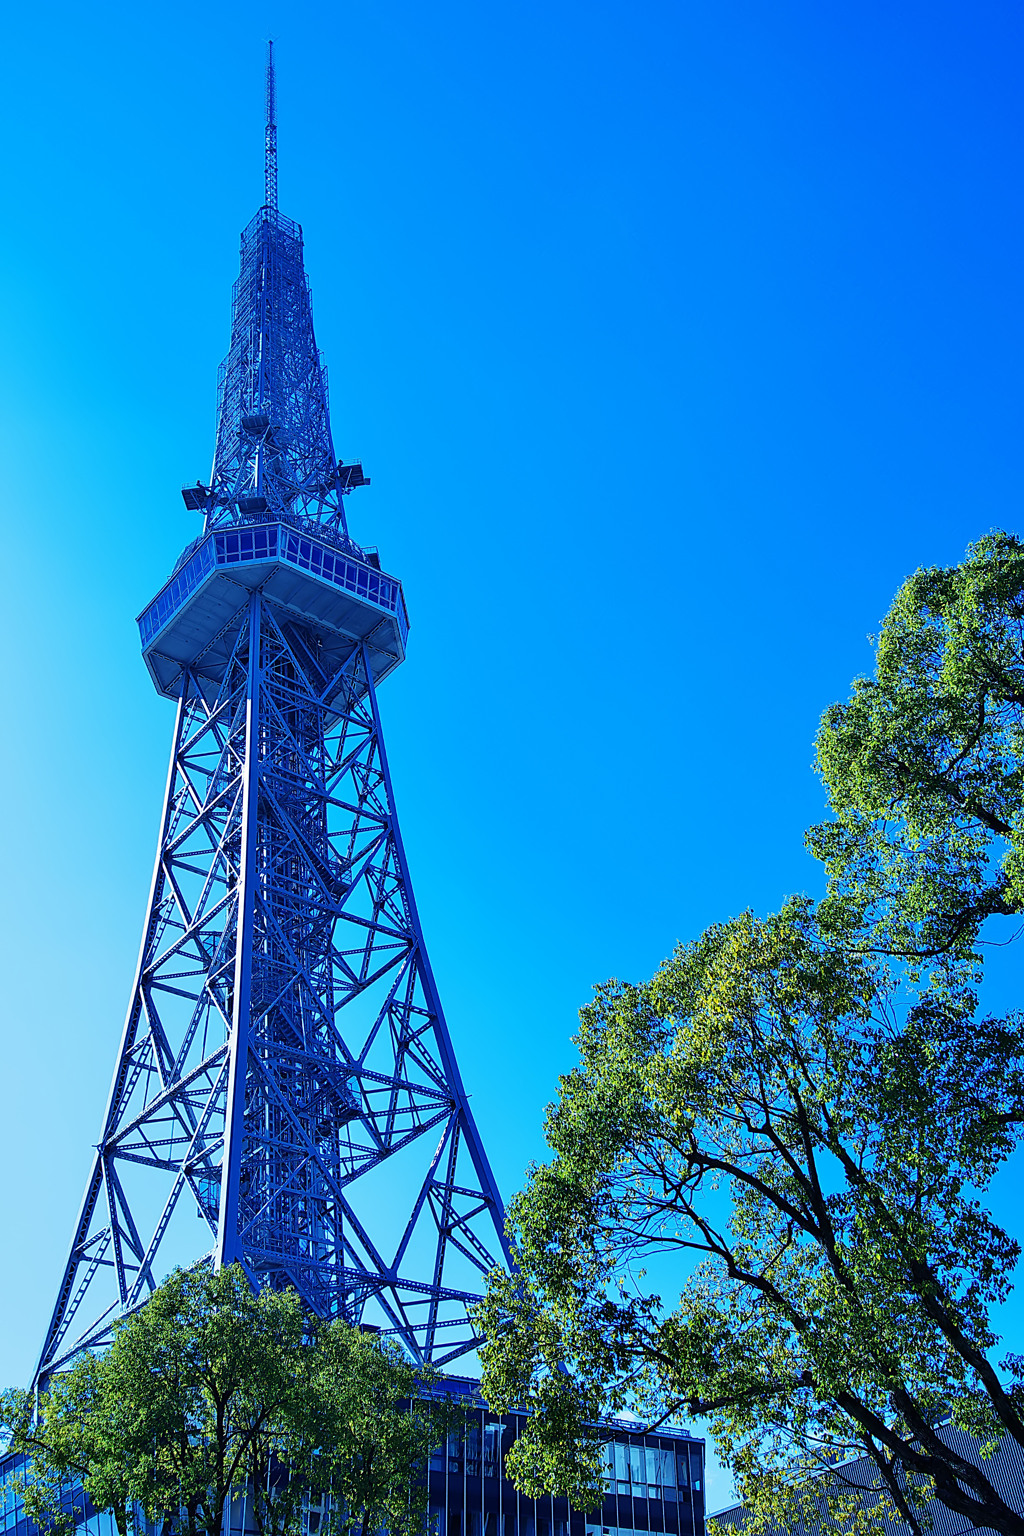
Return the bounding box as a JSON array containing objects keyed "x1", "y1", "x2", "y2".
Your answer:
[
  {"x1": 479, "y1": 536, "x2": 1024, "y2": 1536},
  {"x1": 1, "y1": 1362, "x2": 129, "y2": 1536},
  {"x1": 2, "y1": 1266, "x2": 453, "y2": 1536},
  {"x1": 810, "y1": 531, "x2": 1024, "y2": 969},
  {"x1": 296, "y1": 1321, "x2": 457, "y2": 1536}
]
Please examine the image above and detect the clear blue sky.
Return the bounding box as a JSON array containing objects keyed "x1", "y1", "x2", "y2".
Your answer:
[{"x1": 2, "y1": 0, "x2": 1023, "y2": 1510}]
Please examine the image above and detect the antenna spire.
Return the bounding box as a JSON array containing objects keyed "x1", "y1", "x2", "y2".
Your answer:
[{"x1": 265, "y1": 39, "x2": 278, "y2": 211}]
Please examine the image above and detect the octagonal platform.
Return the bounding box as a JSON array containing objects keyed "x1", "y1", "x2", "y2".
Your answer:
[{"x1": 137, "y1": 520, "x2": 409, "y2": 702}]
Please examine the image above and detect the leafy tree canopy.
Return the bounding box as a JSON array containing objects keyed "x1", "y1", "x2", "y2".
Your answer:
[
  {"x1": 2, "y1": 1266, "x2": 453, "y2": 1536},
  {"x1": 811, "y1": 532, "x2": 1024, "y2": 969},
  {"x1": 478, "y1": 536, "x2": 1024, "y2": 1536}
]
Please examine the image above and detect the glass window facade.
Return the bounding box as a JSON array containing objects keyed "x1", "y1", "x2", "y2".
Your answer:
[
  {"x1": 138, "y1": 537, "x2": 217, "y2": 647},
  {"x1": 1, "y1": 1383, "x2": 705, "y2": 1536},
  {"x1": 281, "y1": 530, "x2": 400, "y2": 617},
  {"x1": 423, "y1": 1382, "x2": 705, "y2": 1536},
  {"x1": 603, "y1": 1443, "x2": 679, "y2": 1499},
  {"x1": 216, "y1": 526, "x2": 279, "y2": 564}
]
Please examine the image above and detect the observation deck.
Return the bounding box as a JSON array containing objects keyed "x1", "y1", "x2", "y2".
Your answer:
[{"x1": 137, "y1": 517, "x2": 409, "y2": 702}]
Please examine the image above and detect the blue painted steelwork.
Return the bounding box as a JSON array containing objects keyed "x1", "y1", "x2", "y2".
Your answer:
[{"x1": 34, "y1": 48, "x2": 509, "y2": 1386}]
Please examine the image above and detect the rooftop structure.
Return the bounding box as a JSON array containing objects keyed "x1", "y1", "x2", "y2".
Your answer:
[{"x1": 713, "y1": 1424, "x2": 1024, "y2": 1536}]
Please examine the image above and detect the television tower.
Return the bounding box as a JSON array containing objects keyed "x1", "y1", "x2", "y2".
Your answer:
[{"x1": 35, "y1": 43, "x2": 509, "y2": 1384}]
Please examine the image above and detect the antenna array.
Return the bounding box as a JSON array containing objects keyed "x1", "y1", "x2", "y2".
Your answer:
[{"x1": 265, "y1": 40, "x2": 278, "y2": 211}]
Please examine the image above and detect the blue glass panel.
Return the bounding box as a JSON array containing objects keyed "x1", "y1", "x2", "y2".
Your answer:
[
  {"x1": 273, "y1": 530, "x2": 403, "y2": 634},
  {"x1": 140, "y1": 537, "x2": 216, "y2": 646},
  {"x1": 213, "y1": 526, "x2": 279, "y2": 567}
]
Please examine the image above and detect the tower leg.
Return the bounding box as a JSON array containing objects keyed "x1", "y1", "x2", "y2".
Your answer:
[
  {"x1": 35, "y1": 597, "x2": 509, "y2": 1384},
  {"x1": 217, "y1": 594, "x2": 262, "y2": 1274}
]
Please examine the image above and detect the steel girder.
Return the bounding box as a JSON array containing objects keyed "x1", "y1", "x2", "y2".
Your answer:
[{"x1": 35, "y1": 594, "x2": 509, "y2": 1383}]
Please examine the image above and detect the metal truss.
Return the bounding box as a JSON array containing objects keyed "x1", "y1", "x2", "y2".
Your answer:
[
  {"x1": 36, "y1": 595, "x2": 509, "y2": 1383},
  {"x1": 35, "y1": 47, "x2": 509, "y2": 1388},
  {"x1": 206, "y1": 204, "x2": 349, "y2": 536},
  {"x1": 190, "y1": 50, "x2": 357, "y2": 540},
  {"x1": 173, "y1": 51, "x2": 368, "y2": 545}
]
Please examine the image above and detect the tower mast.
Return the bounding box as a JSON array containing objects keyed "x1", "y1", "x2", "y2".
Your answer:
[{"x1": 265, "y1": 40, "x2": 278, "y2": 212}]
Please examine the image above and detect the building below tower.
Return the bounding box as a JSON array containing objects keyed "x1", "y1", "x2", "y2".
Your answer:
[
  {"x1": 425, "y1": 1378, "x2": 706, "y2": 1536},
  {"x1": 1, "y1": 1378, "x2": 706, "y2": 1536}
]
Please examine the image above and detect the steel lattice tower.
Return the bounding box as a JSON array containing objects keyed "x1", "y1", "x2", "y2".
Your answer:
[{"x1": 35, "y1": 44, "x2": 509, "y2": 1385}]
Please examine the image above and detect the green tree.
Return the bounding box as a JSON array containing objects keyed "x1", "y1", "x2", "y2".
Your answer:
[
  {"x1": 3, "y1": 1266, "x2": 451, "y2": 1536},
  {"x1": 298, "y1": 1324, "x2": 457, "y2": 1536},
  {"x1": 811, "y1": 531, "x2": 1024, "y2": 968},
  {"x1": 1, "y1": 1356, "x2": 140, "y2": 1536},
  {"x1": 478, "y1": 537, "x2": 1024, "y2": 1536}
]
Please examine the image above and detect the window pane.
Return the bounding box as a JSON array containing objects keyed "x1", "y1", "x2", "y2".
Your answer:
[
  {"x1": 650, "y1": 1448, "x2": 675, "y2": 1487},
  {"x1": 690, "y1": 1448, "x2": 702, "y2": 1492}
]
